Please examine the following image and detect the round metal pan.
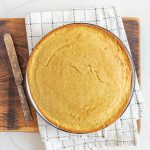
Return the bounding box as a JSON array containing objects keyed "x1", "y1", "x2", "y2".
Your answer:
[{"x1": 26, "y1": 23, "x2": 135, "y2": 134}]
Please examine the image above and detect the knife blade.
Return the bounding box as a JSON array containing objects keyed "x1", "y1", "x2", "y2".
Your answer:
[{"x1": 4, "y1": 33, "x2": 32, "y2": 122}]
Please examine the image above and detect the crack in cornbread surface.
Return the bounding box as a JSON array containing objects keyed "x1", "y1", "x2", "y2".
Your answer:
[{"x1": 27, "y1": 24, "x2": 132, "y2": 133}]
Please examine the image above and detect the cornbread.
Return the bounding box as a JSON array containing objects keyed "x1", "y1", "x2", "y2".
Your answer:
[{"x1": 27, "y1": 24, "x2": 133, "y2": 133}]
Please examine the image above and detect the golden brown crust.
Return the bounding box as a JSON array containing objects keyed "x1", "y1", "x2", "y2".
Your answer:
[{"x1": 27, "y1": 23, "x2": 133, "y2": 133}]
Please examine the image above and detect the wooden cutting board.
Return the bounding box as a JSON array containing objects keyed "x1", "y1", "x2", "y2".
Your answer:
[{"x1": 0, "y1": 18, "x2": 140, "y2": 132}]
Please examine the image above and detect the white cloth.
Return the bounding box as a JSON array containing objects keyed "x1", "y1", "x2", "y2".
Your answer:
[{"x1": 25, "y1": 6, "x2": 145, "y2": 149}]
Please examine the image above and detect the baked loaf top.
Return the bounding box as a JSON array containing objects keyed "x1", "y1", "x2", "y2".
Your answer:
[{"x1": 28, "y1": 24, "x2": 132, "y2": 133}]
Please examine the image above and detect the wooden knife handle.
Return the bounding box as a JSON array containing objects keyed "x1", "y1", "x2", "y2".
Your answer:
[
  {"x1": 17, "y1": 84, "x2": 32, "y2": 122},
  {"x1": 4, "y1": 33, "x2": 23, "y2": 85}
]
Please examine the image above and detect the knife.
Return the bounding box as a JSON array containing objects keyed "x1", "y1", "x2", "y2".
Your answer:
[{"x1": 4, "y1": 33, "x2": 32, "y2": 122}]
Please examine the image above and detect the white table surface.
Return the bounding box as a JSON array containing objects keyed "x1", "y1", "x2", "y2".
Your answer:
[{"x1": 0, "y1": 0, "x2": 150, "y2": 149}]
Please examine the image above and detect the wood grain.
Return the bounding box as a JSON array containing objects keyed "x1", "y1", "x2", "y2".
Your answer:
[
  {"x1": 0, "y1": 18, "x2": 140, "y2": 132},
  {"x1": 123, "y1": 17, "x2": 141, "y2": 84},
  {"x1": 0, "y1": 19, "x2": 38, "y2": 132}
]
